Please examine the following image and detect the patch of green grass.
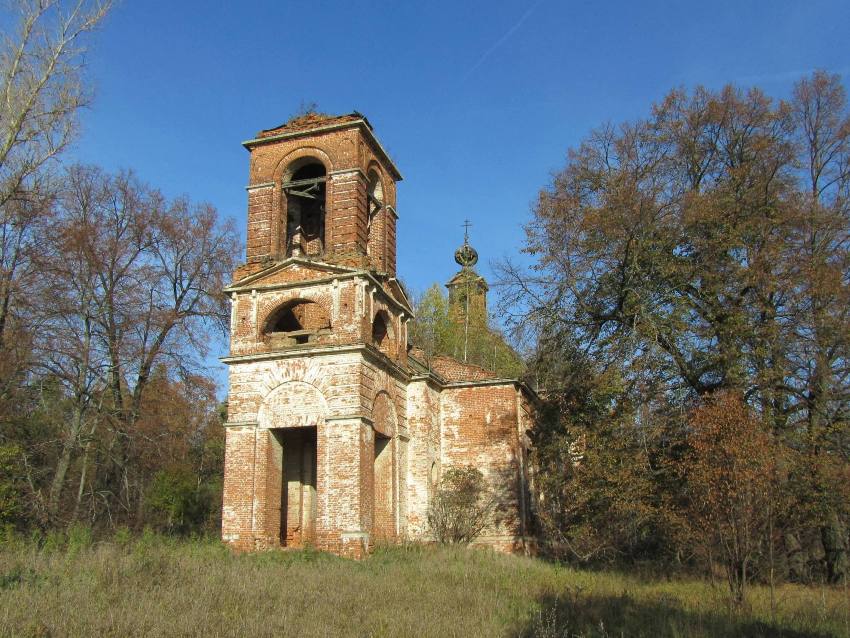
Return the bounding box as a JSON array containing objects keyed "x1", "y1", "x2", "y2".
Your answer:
[{"x1": 0, "y1": 535, "x2": 846, "y2": 637}]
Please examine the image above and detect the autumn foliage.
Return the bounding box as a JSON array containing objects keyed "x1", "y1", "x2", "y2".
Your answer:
[
  {"x1": 678, "y1": 393, "x2": 780, "y2": 604},
  {"x1": 504, "y1": 70, "x2": 850, "y2": 596}
]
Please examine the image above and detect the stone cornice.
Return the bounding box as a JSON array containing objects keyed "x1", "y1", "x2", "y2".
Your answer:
[
  {"x1": 329, "y1": 168, "x2": 366, "y2": 179},
  {"x1": 223, "y1": 420, "x2": 258, "y2": 428},
  {"x1": 444, "y1": 377, "x2": 540, "y2": 402},
  {"x1": 224, "y1": 257, "x2": 356, "y2": 291},
  {"x1": 225, "y1": 265, "x2": 414, "y2": 317},
  {"x1": 221, "y1": 343, "x2": 365, "y2": 365},
  {"x1": 409, "y1": 373, "x2": 446, "y2": 391},
  {"x1": 444, "y1": 378, "x2": 519, "y2": 388},
  {"x1": 220, "y1": 342, "x2": 412, "y2": 384},
  {"x1": 325, "y1": 414, "x2": 374, "y2": 425}
]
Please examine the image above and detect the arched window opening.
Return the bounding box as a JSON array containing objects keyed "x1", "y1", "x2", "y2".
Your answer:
[
  {"x1": 366, "y1": 169, "x2": 383, "y2": 258},
  {"x1": 367, "y1": 170, "x2": 383, "y2": 215},
  {"x1": 283, "y1": 161, "x2": 327, "y2": 258},
  {"x1": 371, "y1": 310, "x2": 394, "y2": 356},
  {"x1": 265, "y1": 299, "x2": 330, "y2": 347}
]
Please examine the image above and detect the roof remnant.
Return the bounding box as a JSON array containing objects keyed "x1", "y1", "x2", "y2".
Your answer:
[
  {"x1": 408, "y1": 347, "x2": 500, "y2": 382},
  {"x1": 257, "y1": 112, "x2": 371, "y2": 139}
]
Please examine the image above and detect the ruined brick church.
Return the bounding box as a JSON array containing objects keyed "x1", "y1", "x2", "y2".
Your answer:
[{"x1": 221, "y1": 113, "x2": 535, "y2": 557}]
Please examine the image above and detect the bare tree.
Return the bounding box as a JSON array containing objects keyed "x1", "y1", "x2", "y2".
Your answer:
[
  {"x1": 32, "y1": 165, "x2": 239, "y2": 524},
  {"x1": 0, "y1": 0, "x2": 111, "y2": 380}
]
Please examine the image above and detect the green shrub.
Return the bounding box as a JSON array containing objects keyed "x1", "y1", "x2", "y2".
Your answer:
[
  {"x1": 0, "y1": 444, "x2": 25, "y2": 527},
  {"x1": 427, "y1": 466, "x2": 494, "y2": 544},
  {"x1": 41, "y1": 529, "x2": 65, "y2": 554},
  {"x1": 113, "y1": 525, "x2": 132, "y2": 548},
  {"x1": 66, "y1": 524, "x2": 93, "y2": 556},
  {"x1": 146, "y1": 468, "x2": 217, "y2": 535}
]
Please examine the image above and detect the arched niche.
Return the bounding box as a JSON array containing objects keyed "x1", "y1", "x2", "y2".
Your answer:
[
  {"x1": 371, "y1": 309, "x2": 395, "y2": 357},
  {"x1": 371, "y1": 390, "x2": 397, "y2": 541},
  {"x1": 372, "y1": 390, "x2": 397, "y2": 438}
]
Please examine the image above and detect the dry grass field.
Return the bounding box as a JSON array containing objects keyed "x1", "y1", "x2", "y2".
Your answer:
[{"x1": 0, "y1": 531, "x2": 847, "y2": 637}]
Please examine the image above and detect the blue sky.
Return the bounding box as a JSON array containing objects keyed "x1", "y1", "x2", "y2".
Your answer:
[{"x1": 66, "y1": 0, "x2": 849, "y2": 378}]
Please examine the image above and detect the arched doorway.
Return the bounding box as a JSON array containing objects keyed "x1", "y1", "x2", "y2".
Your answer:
[{"x1": 257, "y1": 381, "x2": 327, "y2": 547}]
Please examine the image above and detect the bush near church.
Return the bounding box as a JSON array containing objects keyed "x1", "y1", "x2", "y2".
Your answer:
[{"x1": 427, "y1": 466, "x2": 495, "y2": 544}]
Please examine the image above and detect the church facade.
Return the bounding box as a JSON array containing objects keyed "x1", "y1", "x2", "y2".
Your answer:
[{"x1": 221, "y1": 113, "x2": 535, "y2": 557}]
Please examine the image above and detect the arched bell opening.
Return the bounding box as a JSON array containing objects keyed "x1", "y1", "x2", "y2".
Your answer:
[
  {"x1": 366, "y1": 168, "x2": 386, "y2": 266},
  {"x1": 283, "y1": 160, "x2": 327, "y2": 258}
]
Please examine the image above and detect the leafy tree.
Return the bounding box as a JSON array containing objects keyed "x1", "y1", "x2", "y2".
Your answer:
[
  {"x1": 503, "y1": 71, "x2": 850, "y2": 580},
  {"x1": 409, "y1": 284, "x2": 453, "y2": 360},
  {"x1": 0, "y1": 443, "x2": 26, "y2": 527},
  {"x1": 529, "y1": 334, "x2": 681, "y2": 564},
  {"x1": 410, "y1": 284, "x2": 524, "y2": 378}
]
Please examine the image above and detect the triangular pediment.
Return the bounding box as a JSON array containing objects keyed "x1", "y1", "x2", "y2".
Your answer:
[
  {"x1": 385, "y1": 278, "x2": 414, "y2": 315},
  {"x1": 226, "y1": 258, "x2": 358, "y2": 292}
]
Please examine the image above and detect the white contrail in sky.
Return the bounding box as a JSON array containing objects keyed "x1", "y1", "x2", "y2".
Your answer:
[{"x1": 464, "y1": 0, "x2": 545, "y2": 80}]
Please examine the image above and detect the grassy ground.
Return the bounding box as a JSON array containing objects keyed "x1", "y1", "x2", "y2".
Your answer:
[{"x1": 0, "y1": 533, "x2": 847, "y2": 637}]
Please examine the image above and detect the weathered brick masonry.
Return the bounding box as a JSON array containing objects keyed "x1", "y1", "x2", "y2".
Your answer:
[{"x1": 222, "y1": 112, "x2": 535, "y2": 556}]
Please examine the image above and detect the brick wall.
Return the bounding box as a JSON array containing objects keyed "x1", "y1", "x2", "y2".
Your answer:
[
  {"x1": 439, "y1": 384, "x2": 527, "y2": 544},
  {"x1": 246, "y1": 186, "x2": 274, "y2": 262},
  {"x1": 373, "y1": 435, "x2": 394, "y2": 540},
  {"x1": 405, "y1": 379, "x2": 440, "y2": 537},
  {"x1": 224, "y1": 348, "x2": 411, "y2": 553},
  {"x1": 228, "y1": 273, "x2": 407, "y2": 365},
  {"x1": 221, "y1": 426, "x2": 255, "y2": 549}
]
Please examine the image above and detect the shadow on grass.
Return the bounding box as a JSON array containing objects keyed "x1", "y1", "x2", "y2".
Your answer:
[{"x1": 518, "y1": 591, "x2": 834, "y2": 638}]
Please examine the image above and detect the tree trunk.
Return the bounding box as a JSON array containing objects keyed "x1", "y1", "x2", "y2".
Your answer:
[
  {"x1": 822, "y1": 513, "x2": 848, "y2": 584},
  {"x1": 46, "y1": 401, "x2": 85, "y2": 520}
]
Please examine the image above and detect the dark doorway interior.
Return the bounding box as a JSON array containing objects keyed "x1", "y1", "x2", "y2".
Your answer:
[{"x1": 275, "y1": 427, "x2": 317, "y2": 547}]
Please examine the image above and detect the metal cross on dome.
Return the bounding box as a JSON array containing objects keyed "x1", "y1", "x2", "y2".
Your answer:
[
  {"x1": 462, "y1": 219, "x2": 472, "y2": 243},
  {"x1": 455, "y1": 219, "x2": 478, "y2": 268}
]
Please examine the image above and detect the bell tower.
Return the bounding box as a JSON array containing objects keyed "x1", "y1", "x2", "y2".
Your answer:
[
  {"x1": 222, "y1": 113, "x2": 413, "y2": 557},
  {"x1": 239, "y1": 112, "x2": 402, "y2": 274}
]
